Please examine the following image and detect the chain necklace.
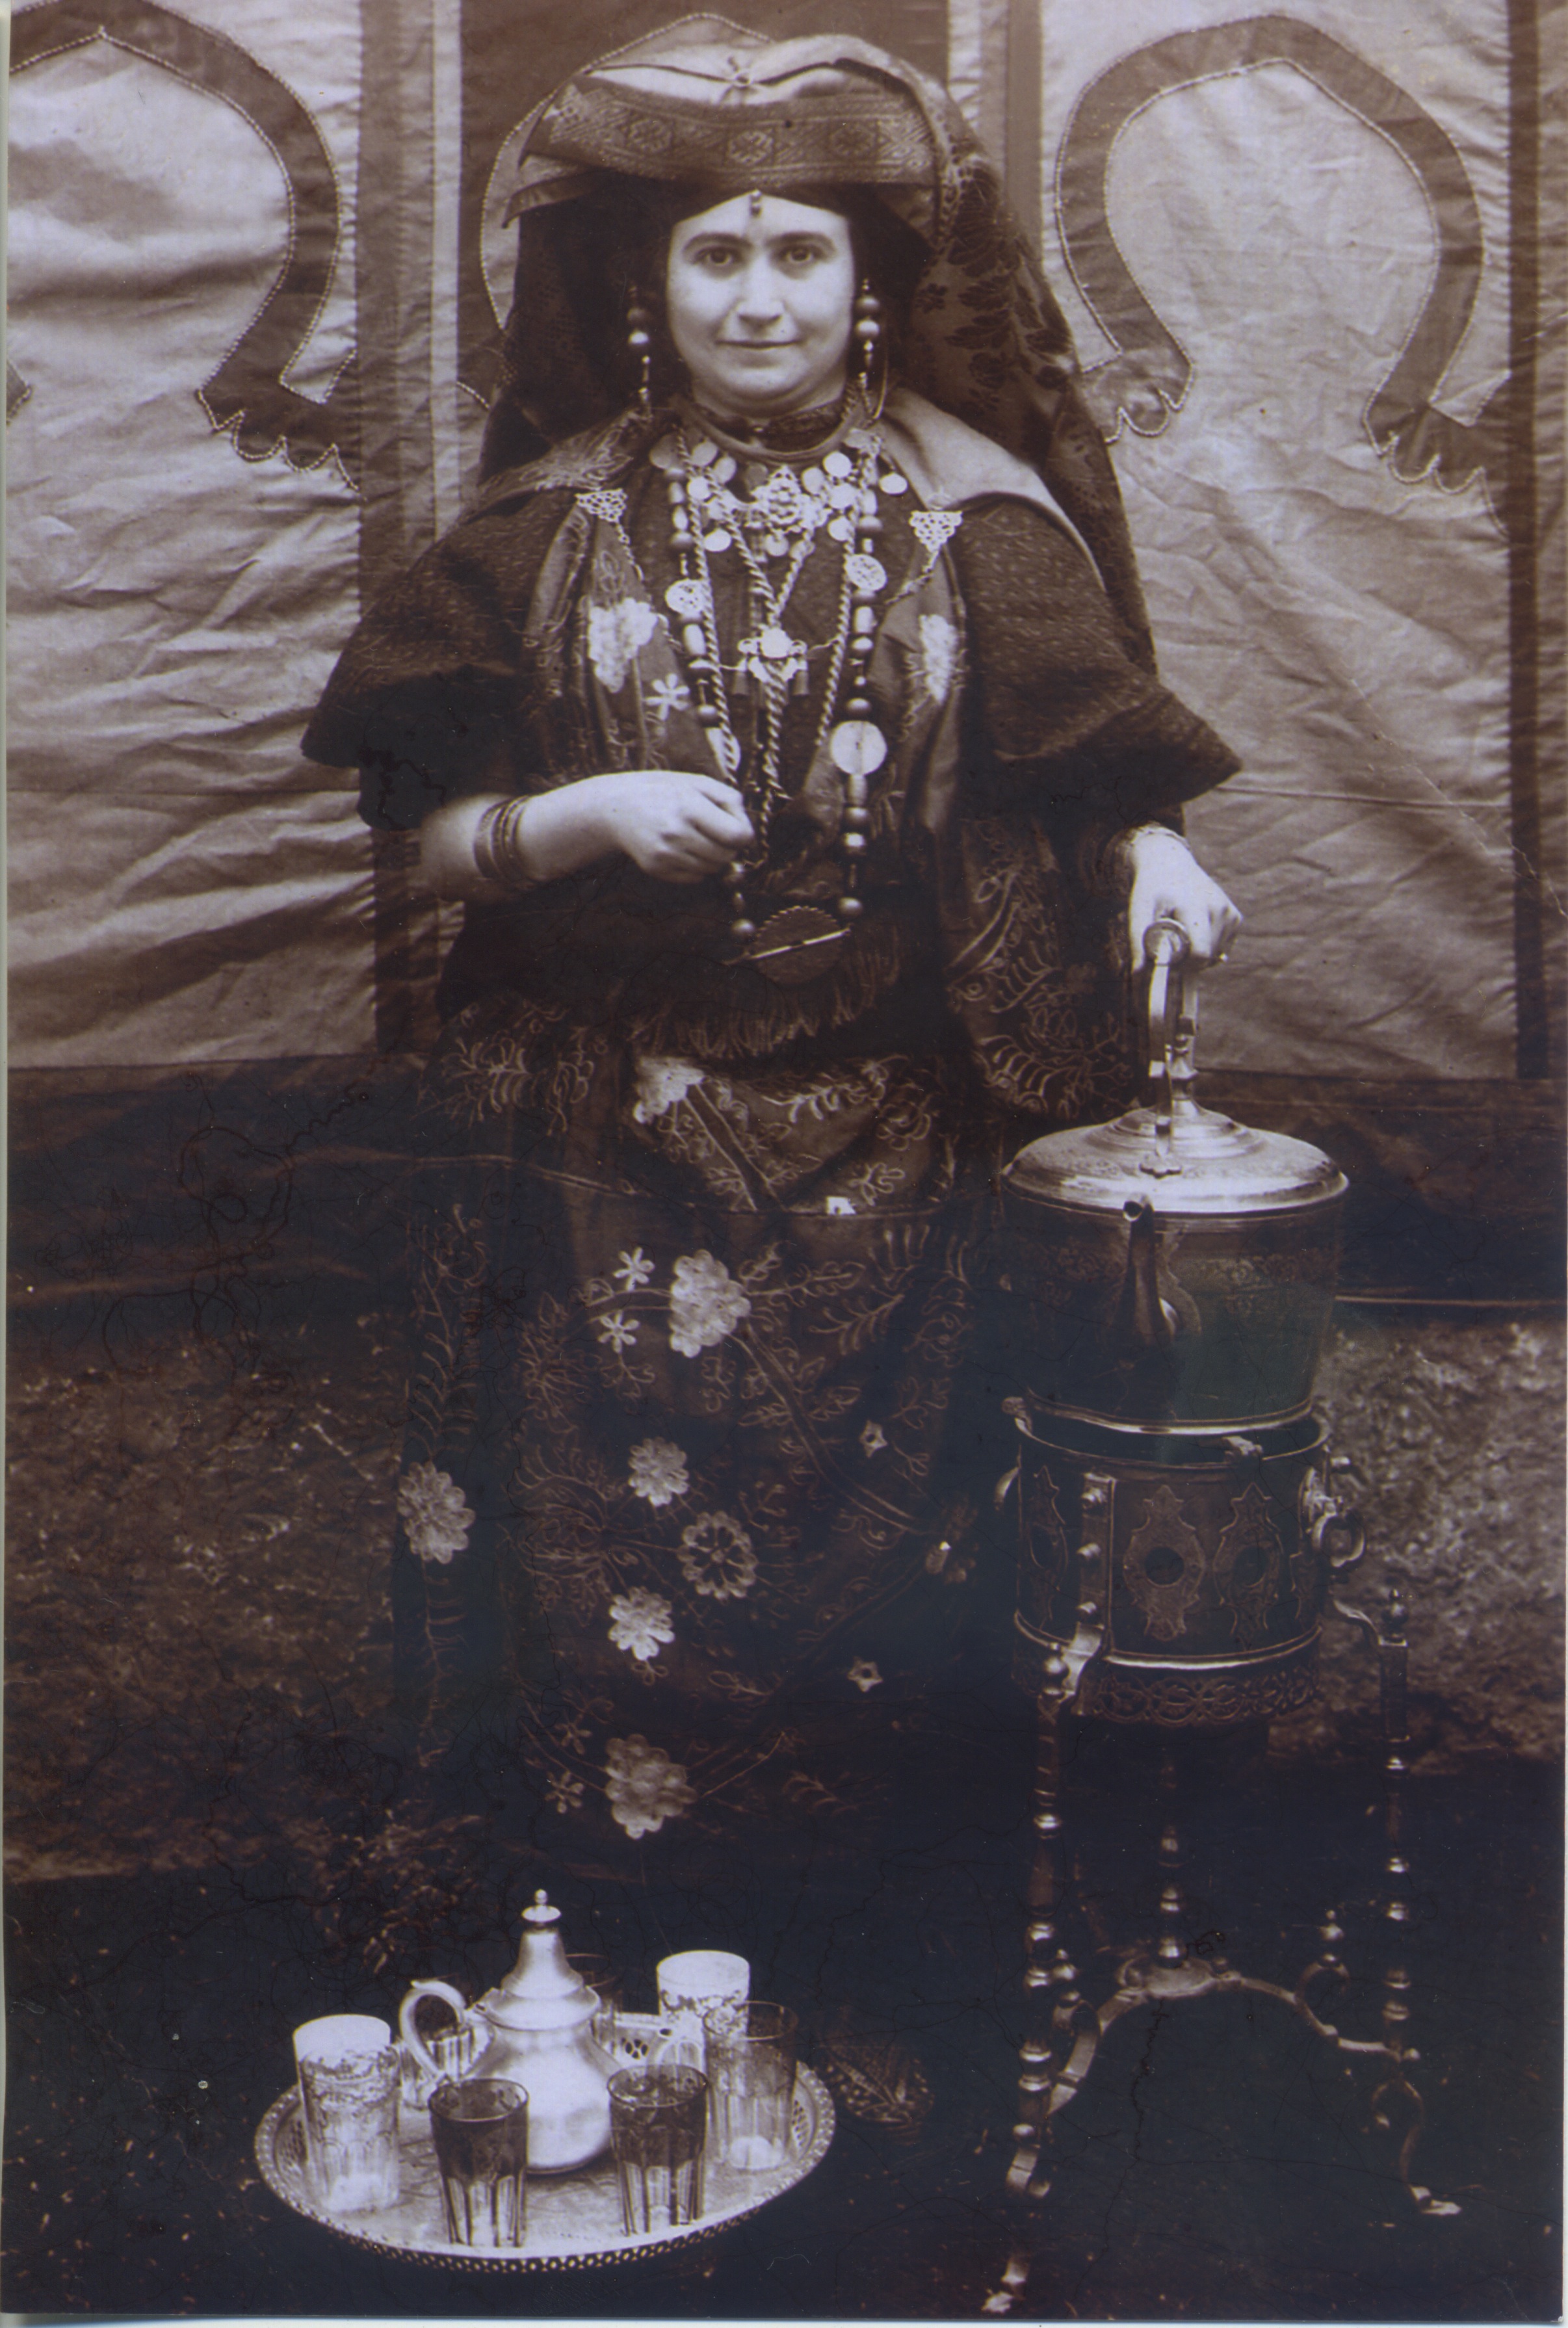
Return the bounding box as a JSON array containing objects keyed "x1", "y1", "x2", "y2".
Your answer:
[{"x1": 650, "y1": 423, "x2": 909, "y2": 986}]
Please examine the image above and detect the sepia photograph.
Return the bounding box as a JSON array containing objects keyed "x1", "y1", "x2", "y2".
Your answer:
[{"x1": 5, "y1": 0, "x2": 1563, "y2": 2316}]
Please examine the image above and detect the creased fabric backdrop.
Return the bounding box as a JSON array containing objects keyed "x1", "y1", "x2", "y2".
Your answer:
[{"x1": 7, "y1": 0, "x2": 1562, "y2": 1085}]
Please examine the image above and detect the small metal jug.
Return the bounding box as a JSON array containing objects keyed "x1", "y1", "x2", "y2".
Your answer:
[{"x1": 399, "y1": 1890, "x2": 614, "y2": 2173}]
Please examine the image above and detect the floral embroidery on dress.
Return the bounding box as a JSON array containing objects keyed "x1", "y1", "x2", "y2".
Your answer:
[
  {"x1": 647, "y1": 675, "x2": 692, "y2": 726},
  {"x1": 629, "y1": 1438, "x2": 689, "y2": 1507},
  {"x1": 397, "y1": 1463, "x2": 475, "y2": 1566},
  {"x1": 919, "y1": 612, "x2": 958, "y2": 704},
  {"x1": 669, "y1": 1251, "x2": 751, "y2": 1356},
  {"x1": 605, "y1": 1735, "x2": 696, "y2": 1838},
  {"x1": 859, "y1": 1421, "x2": 889, "y2": 1456},
  {"x1": 633, "y1": 1056, "x2": 705, "y2": 1123},
  {"x1": 596, "y1": 1311, "x2": 638, "y2": 1350},
  {"x1": 608, "y1": 1588, "x2": 675, "y2": 1662},
  {"x1": 547, "y1": 1771, "x2": 586, "y2": 1816},
  {"x1": 848, "y1": 1658, "x2": 884, "y2": 1694},
  {"x1": 614, "y1": 1248, "x2": 655, "y2": 1291},
  {"x1": 677, "y1": 1511, "x2": 757, "y2": 1601},
  {"x1": 588, "y1": 597, "x2": 659, "y2": 694}
]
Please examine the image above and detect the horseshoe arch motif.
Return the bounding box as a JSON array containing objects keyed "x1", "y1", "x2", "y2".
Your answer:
[
  {"x1": 10, "y1": 0, "x2": 358, "y2": 478},
  {"x1": 1056, "y1": 14, "x2": 1505, "y2": 503}
]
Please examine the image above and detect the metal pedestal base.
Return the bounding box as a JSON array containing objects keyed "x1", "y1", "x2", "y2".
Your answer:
[{"x1": 983, "y1": 1580, "x2": 1460, "y2": 2318}]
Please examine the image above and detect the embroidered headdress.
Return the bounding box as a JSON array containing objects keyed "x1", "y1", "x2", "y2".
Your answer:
[{"x1": 486, "y1": 14, "x2": 1151, "y2": 651}]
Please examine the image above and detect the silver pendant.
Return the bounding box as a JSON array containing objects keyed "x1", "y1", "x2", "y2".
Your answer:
[
  {"x1": 830, "y1": 720, "x2": 888, "y2": 778},
  {"x1": 737, "y1": 906, "x2": 850, "y2": 986},
  {"x1": 665, "y1": 578, "x2": 710, "y2": 620}
]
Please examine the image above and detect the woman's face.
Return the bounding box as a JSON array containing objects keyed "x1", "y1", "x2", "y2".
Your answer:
[{"x1": 665, "y1": 192, "x2": 856, "y2": 417}]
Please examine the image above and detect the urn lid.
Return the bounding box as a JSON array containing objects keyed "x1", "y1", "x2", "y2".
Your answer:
[
  {"x1": 1004, "y1": 922, "x2": 1346, "y2": 1221},
  {"x1": 479, "y1": 1892, "x2": 599, "y2": 2034},
  {"x1": 1004, "y1": 1095, "x2": 1346, "y2": 1220}
]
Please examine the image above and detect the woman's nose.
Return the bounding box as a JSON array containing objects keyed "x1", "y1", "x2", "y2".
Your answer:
[{"x1": 734, "y1": 262, "x2": 785, "y2": 322}]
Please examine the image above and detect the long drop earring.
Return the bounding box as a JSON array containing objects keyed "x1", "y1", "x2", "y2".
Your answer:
[
  {"x1": 627, "y1": 291, "x2": 655, "y2": 417},
  {"x1": 853, "y1": 283, "x2": 885, "y2": 422}
]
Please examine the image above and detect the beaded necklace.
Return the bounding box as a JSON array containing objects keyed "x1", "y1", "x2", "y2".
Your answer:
[{"x1": 647, "y1": 415, "x2": 910, "y2": 987}]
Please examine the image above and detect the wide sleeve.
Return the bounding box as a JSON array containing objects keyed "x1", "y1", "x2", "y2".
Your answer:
[
  {"x1": 300, "y1": 492, "x2": 573, "y2": 830},
  {"x1": 950, "y1": 495, "x2": 1240, "y2": 851},
  {"x1": 935, "y1": 498, "x2": 1240, "y2": 1135}
]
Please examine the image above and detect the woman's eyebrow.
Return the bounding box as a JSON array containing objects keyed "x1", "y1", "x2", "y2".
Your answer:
[{"x1": 678, "y1": 230, "x2": 836, "y2": 255}]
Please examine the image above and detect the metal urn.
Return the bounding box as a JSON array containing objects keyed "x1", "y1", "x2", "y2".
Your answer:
[{"x1": 999, "y1": 923, "x2": 1360, "y2": 1727}]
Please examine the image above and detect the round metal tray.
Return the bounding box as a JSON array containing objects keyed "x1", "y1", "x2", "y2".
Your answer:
[{"x1": 254, "y1": 2062, "x2": 835, "y2": 2273}]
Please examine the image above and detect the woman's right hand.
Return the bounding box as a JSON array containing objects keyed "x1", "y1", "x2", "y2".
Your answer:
[
  {"x1": 590, "y1": 770, "x2": 754, "y2": 884},
  {"x1": 419, "y1": 772, "x2": 754, "y2": 899}
]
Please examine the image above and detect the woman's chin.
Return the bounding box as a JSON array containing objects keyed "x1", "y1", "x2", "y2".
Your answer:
[{"x1": 688, "y1": 361, "x2": 846, "y2": 419}]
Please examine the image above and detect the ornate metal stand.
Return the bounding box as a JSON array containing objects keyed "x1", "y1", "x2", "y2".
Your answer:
[{"x1": 983, "y1": 1499, "x2": 1460, "y2": 2319}]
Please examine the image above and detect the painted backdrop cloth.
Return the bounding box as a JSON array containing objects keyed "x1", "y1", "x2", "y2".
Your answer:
[
  {"x1": 304, "y1": 395, "x2": 1237, "y2": 1846},
  {"x1": 8, "y1": 1, "x2": 1553, "y2": 1080}
]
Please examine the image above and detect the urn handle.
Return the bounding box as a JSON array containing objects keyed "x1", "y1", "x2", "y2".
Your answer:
[
  {"x1": 1143, "y1": 917, "x2": 1196, "y2": 1177},
  {"x1": 398, "y1": 1978, "x2": 473, "y2": 2083}
]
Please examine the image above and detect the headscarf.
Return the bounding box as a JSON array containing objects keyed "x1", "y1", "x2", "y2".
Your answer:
[{"x1": 484, "y1": 15, "x2": 1153, "y2": 657}]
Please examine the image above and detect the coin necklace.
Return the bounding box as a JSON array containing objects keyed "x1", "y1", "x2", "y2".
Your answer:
[{"x1": 657, "y1": 430, "x2": 908, "y2": 987}]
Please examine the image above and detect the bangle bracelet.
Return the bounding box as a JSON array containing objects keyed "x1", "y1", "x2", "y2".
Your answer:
[
  {"x1": 473, "y1": 797, "x2": 538, "y2": 891},
  {"x1": 1112, "y1": 821, "x2": 1188, "y2": 885}
]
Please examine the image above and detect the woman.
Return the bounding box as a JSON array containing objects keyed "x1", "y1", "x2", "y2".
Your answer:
[{"x1": 304, "y1": 25, "x2": 1240, "y2": 1861}]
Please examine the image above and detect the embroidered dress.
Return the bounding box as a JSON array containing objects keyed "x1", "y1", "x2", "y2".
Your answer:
[{"x1": 306, "y1": 395, "x2": 1235, "y2": 1848}]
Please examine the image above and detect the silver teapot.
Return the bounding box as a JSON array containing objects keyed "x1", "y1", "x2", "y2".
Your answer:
[{"x1": 399, "y1": 1890, "x2": 614, "y2": 2173}]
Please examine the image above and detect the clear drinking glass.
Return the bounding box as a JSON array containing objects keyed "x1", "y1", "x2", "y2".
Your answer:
[
  {"x1": 655, "y1": 1948, "x2": 749, "y2": 2067},
  {"x1": 293, "y1": 2014, "x2": 402, "y2": 2214},
  {"x1": 429, "y1": 2078, "x2": 529, "y2": 2248},
  {"x1": 607, "y1": 2064, "x2": 708, "y2": 2234},
  {"x1": 704, "y1": 2000, "x2": 798, "y2": 2171}
]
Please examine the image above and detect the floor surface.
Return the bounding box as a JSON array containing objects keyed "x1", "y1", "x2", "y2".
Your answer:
[{"x1": 5, "y1": 1302, "x2": 1561, "y2": 2320}]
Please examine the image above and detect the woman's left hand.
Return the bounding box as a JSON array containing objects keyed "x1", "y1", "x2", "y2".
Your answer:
[{"x1": 1123, "y1": 824, "x2": 1242, "y2": 968}]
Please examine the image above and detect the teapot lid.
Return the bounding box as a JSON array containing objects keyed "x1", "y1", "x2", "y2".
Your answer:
[{"x1": 480, "y1": 1892, "x2": 599, "y2": 2034}]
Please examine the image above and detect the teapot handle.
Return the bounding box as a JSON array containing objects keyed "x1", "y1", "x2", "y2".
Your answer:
[{"x1": 398, "y1": 1978, "x2": 471, "y2": 2083}]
